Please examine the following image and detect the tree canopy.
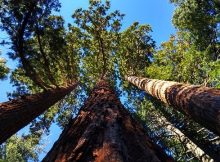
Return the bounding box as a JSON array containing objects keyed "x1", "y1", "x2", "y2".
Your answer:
[{"x1": 0, "y1": 0, "x2": 219, "y2": 161}]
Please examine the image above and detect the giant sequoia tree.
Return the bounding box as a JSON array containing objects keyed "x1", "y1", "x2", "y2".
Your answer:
[
  {"x1": 0, "y1": 0, "x2": 80, "y2": 143},
  {"x1": 0, "y1": 83, "x2": 78, "y2": 144},
  {"x1": 126, "y1": 76, "x2": 220, "y2": 136},
  {"x1": 43, "y1": 79, "x2": 173, "y2": 162},
  {"x1": 0, "y1": 0, "x2": 219, "y2": 161}
]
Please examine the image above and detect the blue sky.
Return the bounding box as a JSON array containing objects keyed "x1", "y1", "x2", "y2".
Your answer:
[
  {"x1": 59, "y1": 0, "x2": 176, "y2": 44},
  {"x1": 0, "y1": 0, "x2": 176, "y2": 160},
  {"x1": 0, "y1": 0, "x2": 176, "y2": 102}
]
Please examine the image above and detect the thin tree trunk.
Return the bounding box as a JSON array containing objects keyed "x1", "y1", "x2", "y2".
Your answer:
[
  {"x1": 0, "y1": 82, "x2": 78, "y2": 144},
  {"x1": 153, "y1": 113, "x2": 214, "y2": 161},
  {"x1": 43, "y1": 80, "x2": 173, "y2": 162},
  {"x1": 126, "y1": 76, "x2": 220, "y2": 136},
  {"x1": 154, "y1": 101, "x2": 220, "y2": 161}
]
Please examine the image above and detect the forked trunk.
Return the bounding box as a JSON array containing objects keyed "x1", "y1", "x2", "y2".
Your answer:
[
  {"x1": 0, "y1": 83, "x2": 78, "y2": 144},
  {"x1": 43, "y1": 80, "x2": 173, "y2": 162},
  {"x1": 126, "y1": 76, "x2": 220, "y2": 136}
]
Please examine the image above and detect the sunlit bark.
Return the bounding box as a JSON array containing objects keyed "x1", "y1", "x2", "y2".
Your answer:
[{"x1": 126, "y1": 76, "x2": 220, "y2": 136}]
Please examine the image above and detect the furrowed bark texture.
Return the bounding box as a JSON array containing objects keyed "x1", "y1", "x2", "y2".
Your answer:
[
  {"x1": 0, "y1": 83, "x2": 78, "y2": 144},
  {"x1": 43, "y1": 80, "x2": 173, "y2": 162},
  {"x1": 126, "y1": 76, "x2": 220, "y2": 136}
]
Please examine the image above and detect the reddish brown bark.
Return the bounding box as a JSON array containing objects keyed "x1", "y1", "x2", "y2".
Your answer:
[
  {"x1": 126, "y1": 76, "x2": 220, "y2": 136},
  {"x1": 43, "y1": 80, "x2": 173, "y2": 162},
  {"x1": 0, "y1": 83, "x2": 78, "y2": 144}
]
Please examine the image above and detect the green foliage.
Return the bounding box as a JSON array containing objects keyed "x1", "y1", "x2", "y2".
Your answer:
[
  {"x1": 132, "y1": 92, "x2": 220, "y2": 161},
  {"x1": 0, "y1": 0, "x2": 61, "y2": 46},
  {"x1": 171, "y1": 0, "x2": 220, "y2": 60},
  {"x1": 70, "y1": 0, "x2": 124, "y2": 87},
  {"x1": 117, "y1": 22, "x2": 155, "y2": 76},
  {"x1": 68, "y1": 1, "x2": 155, "y2": 93},
  {"x1": 0, "y1": 135, "x2": 43, "y2": 162},
  {"x1": 136, "y1": 99, "x2": 192, "y2": 161},
  {"x1": 0, "y1": 1, "x2": 80, "y2": 160},
  {"x1": 0, "y1": 0, "x2": 79, "y2": 89},
  {"x1": 28, "y1": 15, "x2": 80, "y2": 87},
  {"x1": 0, "y1": 53, "x2": 9, "y2": 80},
  {"x1": 1, "y1": 0, "x2": 219, "y2": 160},
  {"x1": 147, "y1": 32, "x2": 220, "y2": 87}
]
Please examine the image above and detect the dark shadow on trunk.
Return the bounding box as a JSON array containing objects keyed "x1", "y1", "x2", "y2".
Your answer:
[
  {"x1": 43, "y1": 80, "x2": 173, "y2": 162},
  {"x1": 0, "y1": 82, "x2": 78, "y2": 144}
]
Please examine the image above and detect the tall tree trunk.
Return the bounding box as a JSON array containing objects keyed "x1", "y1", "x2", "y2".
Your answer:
[
  {"x1": 126, "y1": 76, "x2": 220, "y2": 136},
  {"x1": 151, "y1": 112, "x2": 214, "y2": 161},
  {"x1": 154, "y1": 101, "x2": 220, "y2": 161},
  {"x1": 43, "y1": 80, "x2": 173, "y2": 162},
  {"x1": 0, "y1": 82, "x2": 78, "y2": 144}
]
